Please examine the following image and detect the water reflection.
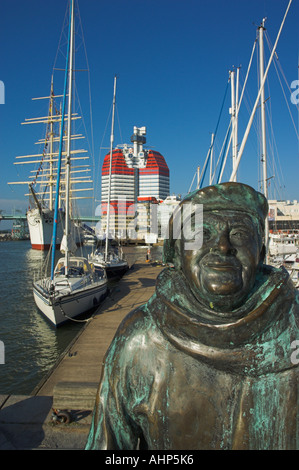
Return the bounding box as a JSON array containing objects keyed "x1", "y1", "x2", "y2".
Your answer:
[
  {"x1": 0, "y1": 240, "x2": 163, "y2": 394},
  {"x1": 0, "y1": 241, "x2": 84, "y2": 394}
]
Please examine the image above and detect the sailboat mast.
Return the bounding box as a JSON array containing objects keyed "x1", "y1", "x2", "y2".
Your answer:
[
  {"x1": 230, "y1": 67, "x2": 240, "y2": 182},
  {"x1": 49, "y1": 76, "x2": 54, "y2": 211},
  {"x1": 209, "y1": 133, "x2": 214, "y2": 185},
  {"x1": 229, "y1": 0, "x2": 293, "y2": 183},
  {"x1": 234, "y1": 67, "x2": 240, "y2": 179},
  {"x1": 230, "y1": 69, "x2": 236, "y2": 182},
  {"x1": 105, "y1": 75, "x2": 117, "y2": 261},
  {"x1": 50, "y1": 0, "x2": 73, "y2": 281},
  {"x1": 65, "y1": 0, "x2": 75, "y2": 274},
  {"x1": 259, "y1": 18, "x2": 269, "y2": 261}
]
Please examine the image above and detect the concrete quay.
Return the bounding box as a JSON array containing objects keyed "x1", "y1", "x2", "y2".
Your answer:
[{"x1": 0, "y1": 262, "x2": 163, "y2": 450}]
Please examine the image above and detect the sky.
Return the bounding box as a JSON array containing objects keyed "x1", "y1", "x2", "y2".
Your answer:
[{"x1": 1, "y1": 0, "x2": 299, "y2": 221}]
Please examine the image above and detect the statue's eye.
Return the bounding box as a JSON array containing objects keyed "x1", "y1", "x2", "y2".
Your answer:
[
  {"x1": 230, "y1": 229, "x2": 250, "y2": 243},
  {"x1": 231, "y1": 231, "x2": 243, "y2": 239}
]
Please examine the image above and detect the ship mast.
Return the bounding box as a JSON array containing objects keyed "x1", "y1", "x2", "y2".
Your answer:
[
  {"x1": 49, "y1": 76, "x2": 55, "y2": 211},
  {"x1": 258, "y1": 18, "x2": 269, "y2": 262},
  {"x1": 64, "y1": 0, "x2": 75, "y2": 275},
  {"x1": 230, "y1": 67, "x2": 240, "y2": 182},
  {"x1": 105, "y1": 75, "x2": 117, "y2": 261},
  {"x1": 229, "y1": 0, "x2": 293, "y2": 183},
  {"x1": 50, "y1": 0, "x2": 73, "y2": 281}
]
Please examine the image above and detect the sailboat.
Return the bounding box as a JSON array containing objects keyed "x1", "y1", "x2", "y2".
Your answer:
[
  {"x1": 33, "y1": 0, "x2": 107, "y2": 327},
  {"x1": 88, "y1": 76, "x2": 129, "y2": 279},
  {"x1": 89, "y1": 243, "x2": 129, "y2": 279},
  {"x1": 7, "y1": 29, "x2": 94, "y2": 251}
]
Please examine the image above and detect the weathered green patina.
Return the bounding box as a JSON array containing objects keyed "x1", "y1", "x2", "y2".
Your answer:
[{"x1": 86, "y1": 182, "x2": 299, "y2": 450}]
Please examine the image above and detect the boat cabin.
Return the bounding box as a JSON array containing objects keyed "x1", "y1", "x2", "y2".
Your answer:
[{"x1": 54, "y1": 257, "x2": 93, "y2": 277}]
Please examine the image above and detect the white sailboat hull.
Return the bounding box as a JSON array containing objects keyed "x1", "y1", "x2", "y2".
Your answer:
[
  {"x1": 89, "y1": 250, "x2": 129, "y2": 278},
  {"x1": 33, "y1": 279, "x2": 107, "y2": 326},
  {"x1": 93, "y1": 259, "x2": 129, "y2": 278},
  {"x1": 27, "y1": 208, "x2": 82, "y2": 250}
]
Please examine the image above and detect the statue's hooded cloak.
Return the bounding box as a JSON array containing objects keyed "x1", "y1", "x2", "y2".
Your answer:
[{"x1": 86, "y1": 183, "x2": 299, "y2": 450}]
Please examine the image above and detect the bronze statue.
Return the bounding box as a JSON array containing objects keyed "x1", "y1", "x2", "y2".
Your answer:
[{"x1": 86, "y1": 182, "x2": 299, "y2": 450}]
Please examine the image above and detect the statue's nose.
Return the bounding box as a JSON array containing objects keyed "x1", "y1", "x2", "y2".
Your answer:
[{"x1": 216, "y1": 231, "x2": 237, "y2": 255}]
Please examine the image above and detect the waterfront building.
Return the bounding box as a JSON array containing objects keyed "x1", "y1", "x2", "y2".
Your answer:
[
  {"x1": 158, "y1": 195, "x2": 182, "y2": 240},
  {"x1": 268, "y1": 199, "x2": 299, "y2": 231},
  {"x1": 100, "y1": 127, "x2": 170, "y2": 240}
]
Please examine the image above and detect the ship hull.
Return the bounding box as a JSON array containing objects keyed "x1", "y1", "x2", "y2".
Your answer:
[
  {"x1": 27, "y1": 208, "x2": 82, "y2": 250},
  {"x1": 94, "y1": 261, "x2": 129, "y2": 279},
  {"x1": 33, "y1": 282, "x2": 107, "y2": 326}
]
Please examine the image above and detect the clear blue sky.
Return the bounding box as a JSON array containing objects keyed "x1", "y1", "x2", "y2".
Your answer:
[{"x1": 1, "y1": 0, "x2": 299, "y2": 219}]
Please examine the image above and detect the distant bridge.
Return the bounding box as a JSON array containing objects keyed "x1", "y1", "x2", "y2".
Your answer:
[
  {"x1": 0, "y1": 213, "x2": 27, "y2": 221},
  {"x1": 0, "y1": 213, "x2": 100, "y2": 223}
]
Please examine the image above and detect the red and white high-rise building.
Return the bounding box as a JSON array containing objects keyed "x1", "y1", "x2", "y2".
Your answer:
[{"x1": 100, "y1": 126, "x2": 170, "y2": 238}]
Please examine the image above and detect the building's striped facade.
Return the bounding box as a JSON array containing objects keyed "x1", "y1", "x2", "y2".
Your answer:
[
  {"x1": 139, "y1": 150, "x2": 170, "y2": 200},
  {"x1": 100, "y1": 128, "x2": 170, "y2": 238}
]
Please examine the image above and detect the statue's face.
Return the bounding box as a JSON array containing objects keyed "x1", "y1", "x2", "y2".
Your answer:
[{"x1": 180, "y1": 210, "x2": 262, "y2": 312}]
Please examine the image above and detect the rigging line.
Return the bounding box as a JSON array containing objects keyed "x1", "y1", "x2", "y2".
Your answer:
[
  {"x1": 214, "y1": 79, "x2": 230, "y2": 138},
  {"x1": 198, "y1": 147, "x2": 211, "y2": 189},
  {"x1": 212, "y1": 118, "x2": 231, "y2": 183},
  {"x1": 213, "y1": 67, "x2": 253, "y2": 185},
  {"x1": 264, "y1": 33, "x2": 299, "y2": 139},
  {"x1": 199, "y1": 79, "x2": 230, "y2": 188},
  {"x1": 264, "y1": 31, "x2": 294, "y2": 95},
  {"x1": 266, "y1": 119, "x2": 286, "y2": 202},
  {"x1": 35, "y1": 83, "x2": 57, "y2": 188},
  {"x1": 235, "y1": 37, "x2": 258, "y2": 124},
  {"x1": 95, "y1": 105, "x2": 113, "y2": 202},
  {"x1": 217, "y1": 39, "x2": 258, "y2": 184},
  {"x1": 76, "y1": 0, "x2": 95, "y2": 162},
  {"x1": 218, "y1": 125, "x2": 233, "y2": 183},
  {"x1": 266, "y1": 101, "x2": 287, "y2": 199},
  {"x1": 67, "y1": 4, "x2": 97, "y2": 219},
  {"x1": 261, "y1": 33, "x2": 292, "y2": 199},
  {"x1": 230, "y1": 0, "x2": 293, "y2": 182},
  {"x1": 73, "y1": 83, "x2": 92, "y2": 157},
  {"x1": 52, "y1": 3, "x2": 69, "y2": 72},
  {"x1": 216, "y1": 121, "x2": 232, "y2": 183},
  {"x1": 116, "y1": 105, "x2": 123, "y2": 147},
  {"x1": 51, "y1": 0, "x2": 73, "y2": 282},
  {"x1": 188, "y1": 171, "x2": 197, "y2": 193},
  {"x1": 262, "y1": 63, "x2": 286, "y2": 199}
]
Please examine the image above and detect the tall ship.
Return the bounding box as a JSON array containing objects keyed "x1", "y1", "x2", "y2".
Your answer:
[
  {"x1": 32, "y1": 0, "x2": 108, "y2": 326},
  {"x1": 8, "y1": 76, "x2": 92, "y2": 251}
]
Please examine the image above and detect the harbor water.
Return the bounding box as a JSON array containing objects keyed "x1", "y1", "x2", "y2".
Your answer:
[{"x1": 0, "y1": 240, "x2": 162, "y2": 395}]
